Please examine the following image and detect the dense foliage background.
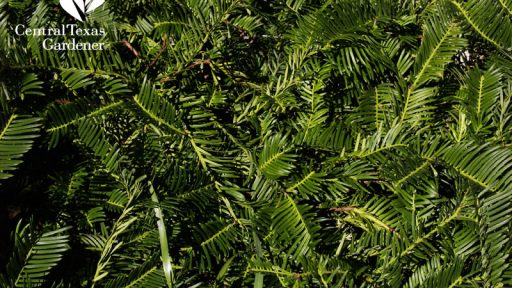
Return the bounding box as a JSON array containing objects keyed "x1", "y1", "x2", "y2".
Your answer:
[{"x1": 1, "y1": 0, "x2": 512, "y2": 287}]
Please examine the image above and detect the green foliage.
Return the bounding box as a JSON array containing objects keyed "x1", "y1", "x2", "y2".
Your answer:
[
  {"x1": 0, "y1": 115, "x2": 41, "y2": 179},
  {"x1": 1, "y1": 0, "x2": 512, "y2": 287},
  {"x1": 0, "y1": 223, "x2": 70, "y2": 288}
]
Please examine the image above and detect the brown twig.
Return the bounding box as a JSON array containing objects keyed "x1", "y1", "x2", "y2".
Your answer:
[
  {"x1": 148, "y1": 38, "x2": 169, "y2": 68},
  {"x1": 121, "y1": 39, "x2": 142, "y2": 59},
  {"x1": 186, "y1": 59, "x2": 212, "y2": 69}
]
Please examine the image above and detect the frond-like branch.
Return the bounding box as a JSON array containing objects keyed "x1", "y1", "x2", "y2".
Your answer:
[{"x1": 0, "y1": 115, "x2": 41, "y2": 180}]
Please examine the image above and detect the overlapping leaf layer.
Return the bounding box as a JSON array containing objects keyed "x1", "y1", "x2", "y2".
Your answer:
[{"x1": 1, "y1": 0, "x2": 512, "y2": 287}]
